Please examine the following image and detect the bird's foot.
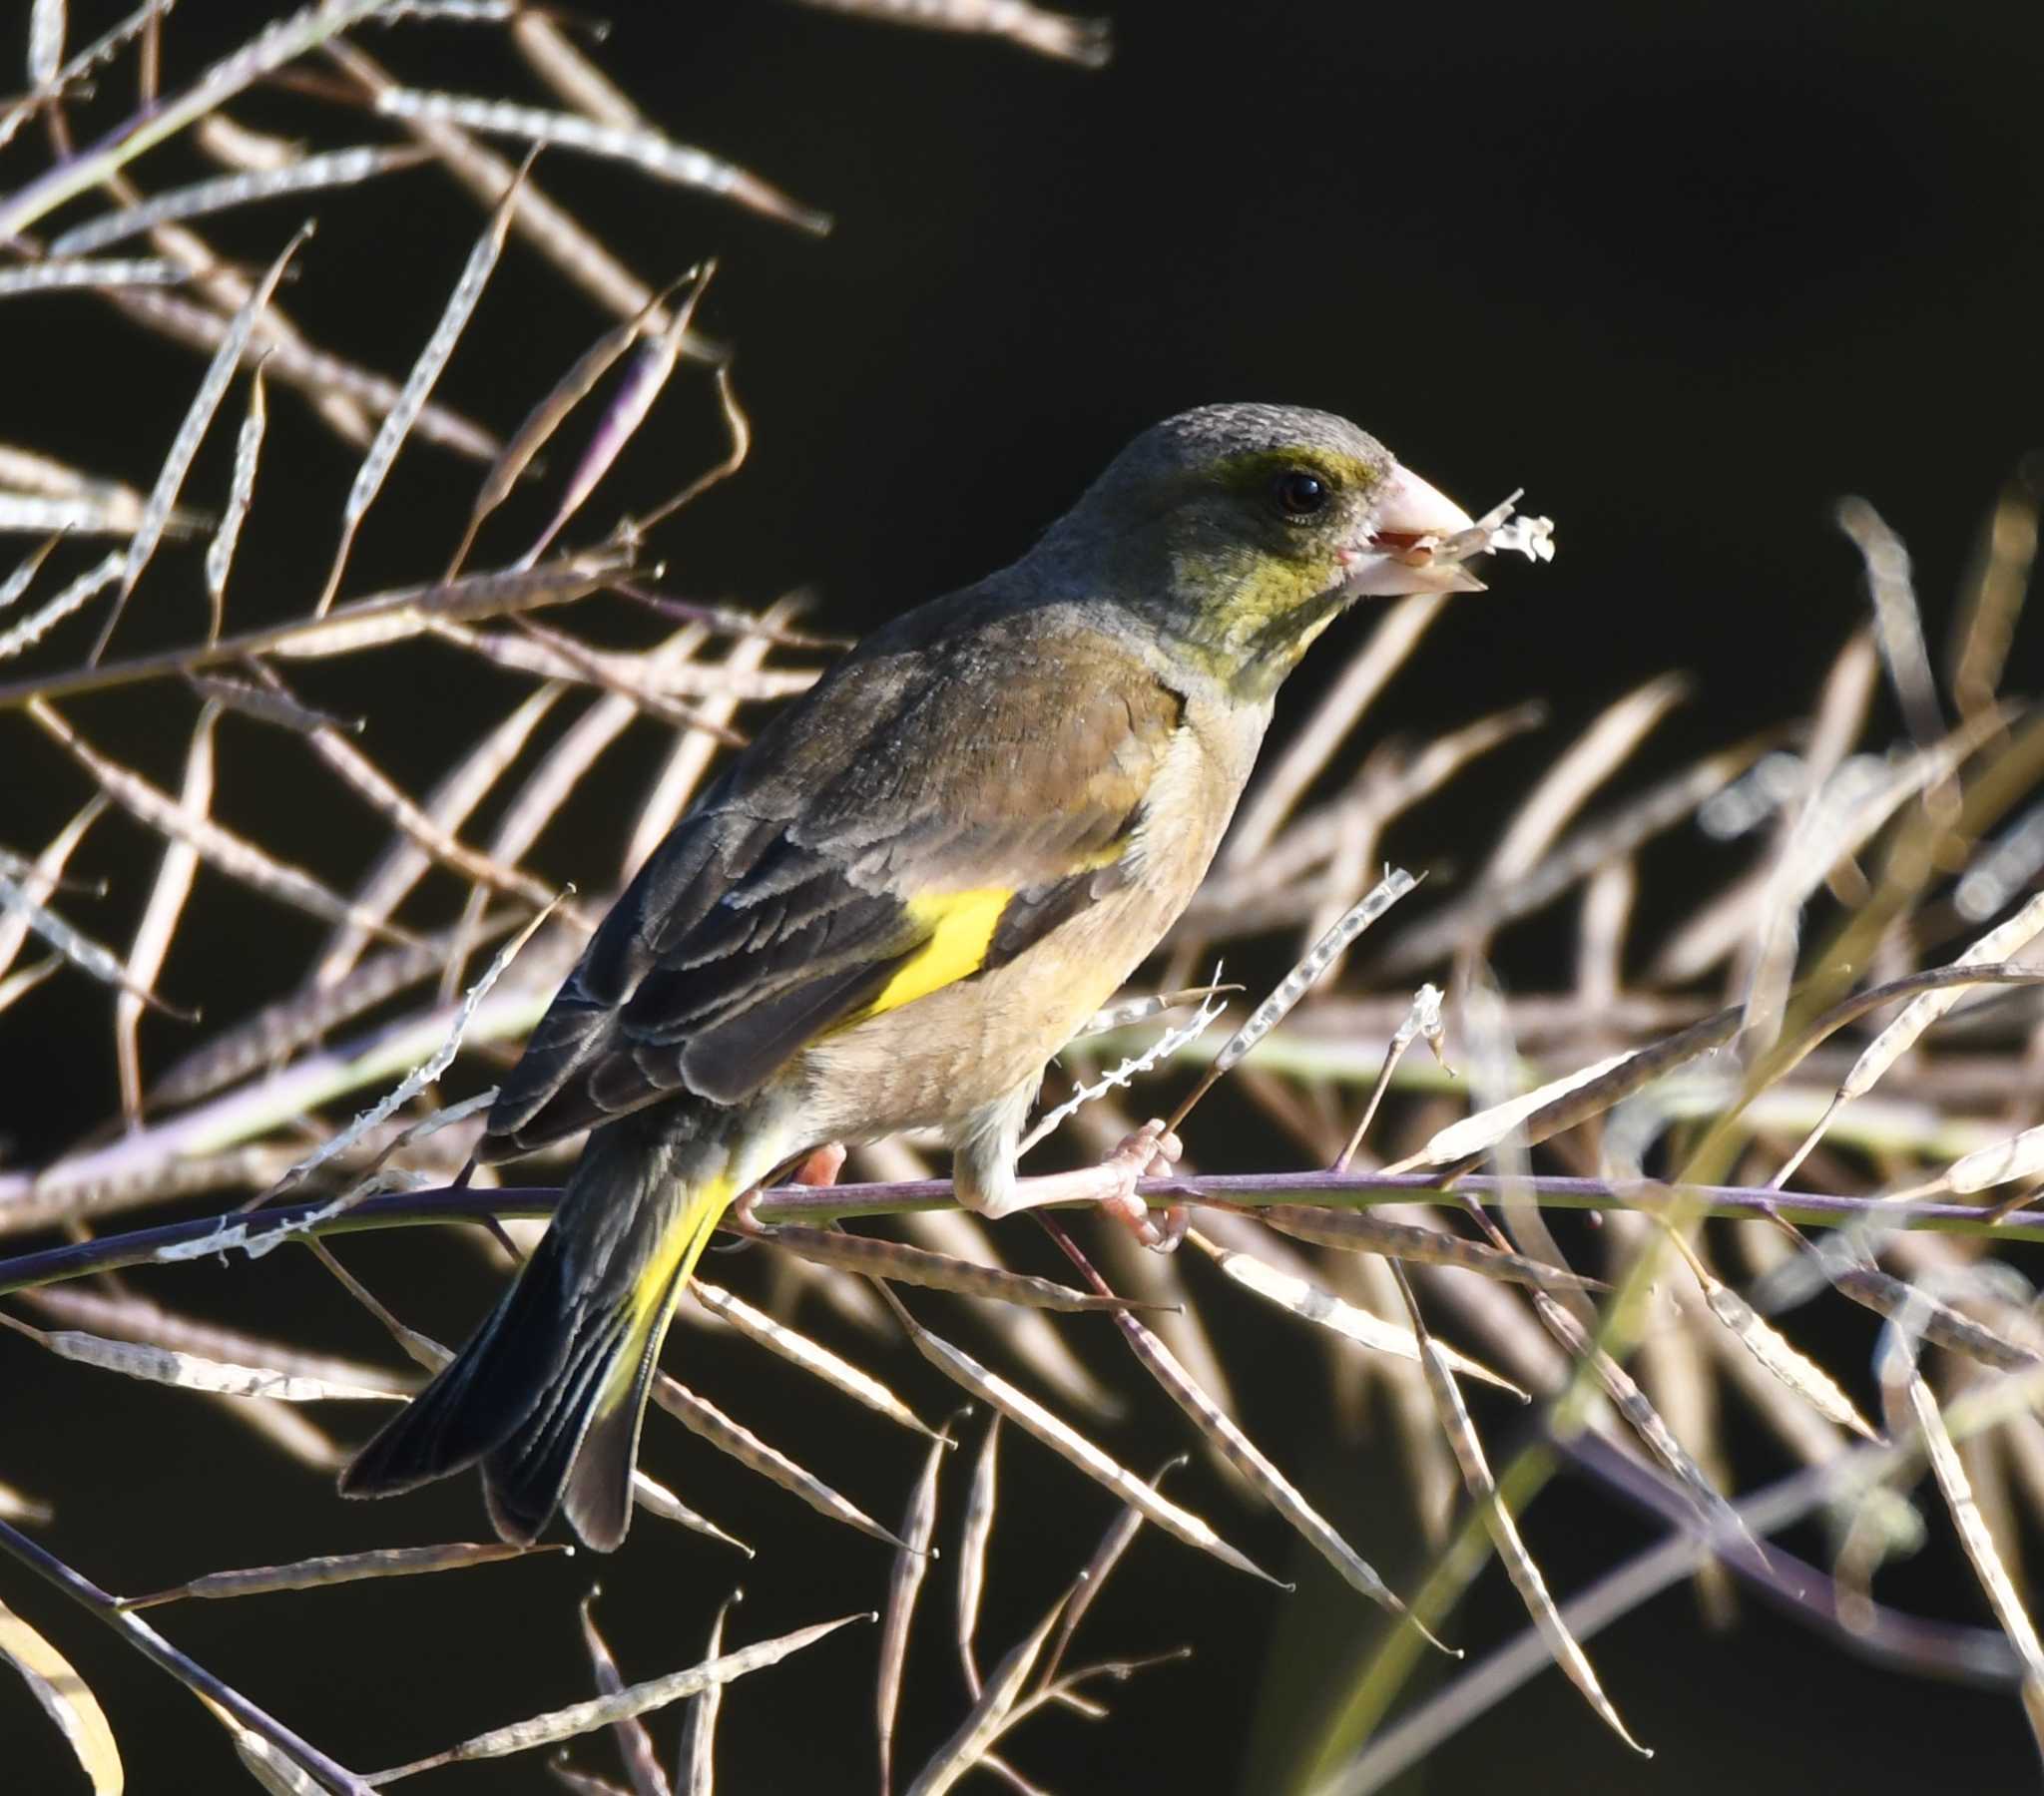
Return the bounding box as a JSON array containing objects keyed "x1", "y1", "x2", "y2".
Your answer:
[
  {"x1": 1094, "y1": 1120, "x2": 1190, "y2": 1251},
  {"x1": 990, "y1": 1120, "x2": 1189, "y2": 1251},
  {"x1": 733, "y1": 1141, "x2": 848, "y2": 1236}
]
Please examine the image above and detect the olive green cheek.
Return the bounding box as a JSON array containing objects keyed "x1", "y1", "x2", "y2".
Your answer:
[
  {"x1": 1163, "y1": 545, "x2": 1349, "y2": 690},
  {"x1": 1169, "y1": 540, "x2": 1337, "y2": 613}
]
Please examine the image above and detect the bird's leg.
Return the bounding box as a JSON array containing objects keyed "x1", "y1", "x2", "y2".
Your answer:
[
  {"x1": 733, "y1": 1141, "x2": 847, "y2": 1234},
  {"x1": 791, "y1": 1142, "x2": 848, "y2": 1187},
  {"x1": 987, "y1": 1120, "x2": 1190, "y2": 1252}
]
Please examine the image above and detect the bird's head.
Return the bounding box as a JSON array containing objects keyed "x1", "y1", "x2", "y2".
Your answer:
[{"x1": 1035, "y1": 402, "x2": 1483, "y2": 698}]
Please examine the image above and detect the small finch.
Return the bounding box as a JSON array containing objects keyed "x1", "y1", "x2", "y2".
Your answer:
[{"x1": 340, "y1": 402, "x2": 1519, "y2": 1549}]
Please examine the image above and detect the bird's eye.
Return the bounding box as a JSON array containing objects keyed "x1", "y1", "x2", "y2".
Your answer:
[{"x1": 1272, "y1": 469, "x2": 1329, "y2": 519}]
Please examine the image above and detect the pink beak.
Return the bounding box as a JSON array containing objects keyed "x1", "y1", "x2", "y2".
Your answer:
[{"x1": 1339, "y1": 464, "x2": 1486, "y2": 597}]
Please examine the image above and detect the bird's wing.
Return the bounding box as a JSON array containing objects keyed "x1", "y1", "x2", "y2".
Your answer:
[{"x1": 485, "y1": 614, "x2": 1185, "y2": 1153}]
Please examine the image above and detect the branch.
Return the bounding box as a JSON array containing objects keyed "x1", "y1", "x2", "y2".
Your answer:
[
  {"x1": 4, "y1": 1168, "x2": 2040, "y2": 1297},
  {"x1": 0, "y1": 1517, "x2": 377, "y2": 1794}
]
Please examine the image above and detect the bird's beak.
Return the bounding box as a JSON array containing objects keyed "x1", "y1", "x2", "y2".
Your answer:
[{"x1": 1338, "y1": 464, "x2": 1488, "y2": 597}]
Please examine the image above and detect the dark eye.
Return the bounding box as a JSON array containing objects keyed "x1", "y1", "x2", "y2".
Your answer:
[{"x1": 1272, "y1": 469, "x2": 1329, "y2": 518}]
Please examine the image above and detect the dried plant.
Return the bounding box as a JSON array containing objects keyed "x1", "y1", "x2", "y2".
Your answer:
[{"x1": 2, "y1": 6, "x2": 2041, "y2": 1793}]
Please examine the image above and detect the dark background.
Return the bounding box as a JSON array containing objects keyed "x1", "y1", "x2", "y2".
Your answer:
[{"x1": 4, "y1": 1, "x2": 2042, "y2": 1791}]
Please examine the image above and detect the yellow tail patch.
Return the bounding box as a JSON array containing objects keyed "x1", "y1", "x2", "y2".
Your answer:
[{"x1": 603, "y1": 1172, "x2": 735, "y2": 1407}]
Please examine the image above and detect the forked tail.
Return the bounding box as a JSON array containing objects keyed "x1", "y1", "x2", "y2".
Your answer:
[{"x1": 339, "y1": 1109, "x2": 755, "y2": 1550}]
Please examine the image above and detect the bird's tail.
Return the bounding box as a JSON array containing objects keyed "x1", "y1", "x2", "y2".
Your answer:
[{"x1": 339, "y1": 1109, "x2": 771, "y2": 1551}]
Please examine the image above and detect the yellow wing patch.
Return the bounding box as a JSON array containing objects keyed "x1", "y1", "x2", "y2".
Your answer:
[{"x1": 856, "y1": 886, "x2": 1012, "y2": 1025}]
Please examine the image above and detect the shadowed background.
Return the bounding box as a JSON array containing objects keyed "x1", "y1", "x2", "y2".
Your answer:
[{"x1": 4, "y1": 0, "x2": 2042, "y2": 1790}]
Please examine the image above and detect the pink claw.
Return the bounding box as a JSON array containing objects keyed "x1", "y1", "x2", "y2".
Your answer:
[{"x1": 1100, "y1": 1120, "x2": 1188, "y2": 1253}]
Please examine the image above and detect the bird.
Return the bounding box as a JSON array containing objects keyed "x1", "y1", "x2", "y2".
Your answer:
[{"x1": 339, "y1": 401, "x2": 1495, "y2": 1551}]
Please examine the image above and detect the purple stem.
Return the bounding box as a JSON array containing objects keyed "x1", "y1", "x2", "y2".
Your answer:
[{"x1": 2, "y1": 1170, "x2": 2035, "y2": 1299}]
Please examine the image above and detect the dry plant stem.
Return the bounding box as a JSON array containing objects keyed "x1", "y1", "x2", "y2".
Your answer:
[
  {"x1": 89, "y1": 223, "x2": 309, "y2": 663},
  {"x1": 677, "y1": 1590, "x2": 741, "y2": 1796},
  {"x1": 753, "y1": 1220, "x2": 1168, "y2": 1310},
  {"x1": 364, "y1": 89, "x2": 830, "y2": 235},
  {"x1": 1564, "y1": 1426, "x2": 2018, "y2": 1684},
  {"x1": 1382, "y1": 1263, "x2": 1650, "y2": 1756},
  {"x1": 368, "y1": 1612, "x2": 874, "y2": 1782},
  {"x1": 1732, "y1": 712, "x2": 2044, "y2": 1136},
  {"x1": 1657, "y1": 1227, "x2": 1880, "y2": 1443},
  {"x1": 324, "y1": 34, "x2": 717, "y2": 355},
  {"x1": 1904, "y1": 1366, "x2": 2044, "y2": 1756},
  {"x1": 1380, "y1": 735, "x2": 1776, "y2": 976},
  {"x1": 1405, "y1": 963, "x2": 2044, "y2": 1184},
  {"x1": 784, "y1": 0, "x2": 1112, "y2": 65},
  {"x1": 118, "y1": 1542, "x2": 555, "y2": 1610},
  {"x1": 28, "y1": 695, "x2": 415, "y2": 950},
  {"x1": 1837, "y1": 496, "x2": 1946, "y2": 752},
  {"x1": 1185, "y1": 1225, "x2": 1528, "y2": 1398},
  {"x1": 1036, "y1": 1452, "x2": 1185, "y2": 1696},
  {"x1": 888, "y1": 1202, "x2": 1119, "y2": 1418},
  {"x1": 0, "y1": 1516, "x2": 376, "y2": 1794},
  {"x1": 17, "y1": 1168, "x2": 2044, "y2": 1297},
  {"x1": 506, "y1": 617, "x2": 747, "y2": 744},
  {"x1": 206, "y1": 366, "x2": 268, "y2": 640},
  {"x1": 1333, "y1": 983, "x2": 1446, "y2": 1171},
  {"x1": 159, "y1": 913, "x2": 522, "y2": 1110},
  {"x1": 21, "y1": 1284, "x2": 414, "y2": 1398},
  {"x1": 1952, "y1": 474, "x2": 2037, "y2": 725},
  {"x1": 878, "y1": 1425, "x2": 952, "y2": 1796},
  {"x1": 578, "y1": 1591, "x2": 670, "y2": 1796},
  {"x1": 316, "y1": 688, "x2": 567, "y2": 986},
  {"x1": 1770, "y1": 887, "x2": 2044, "y2": 1188},
  {"x1": 0, "y1": 550, "x2": 634, "y2": 709},
  {"x1": 313, "y1": 150, "x2": 531, "y2": 616},
  {"x1": 0, "y1": 850, "x2": 196, "y2": 1022},
  {"x1": 1177, "y1": 704, "x2": 1540, "y2": 936},
  {"x1": 511, "y1": 14, "x2": 648, "y2": 125},
  {"x1": 628, "y1": 363, "x2": 753, "y2": 540},
  {"x1": 445, "y1": 270, "x2": 699, "y2": 579},
  {"x1": 1457, "y1": 964, "x2": 1595, "y2": 1329},
  {"x1": 867, "y1": 1277, "x2": 1284, "y2": 1587},
  {"x1": 1250, "y1": 1203, "x2": 1608, "y2": 1295},
  {"x1": 101, "y1": 279, "x2": 495, "y2": 457},
  {"x1": 1451, "y1": 674, "x2": 1687, "y2": 977},
  {"x1": 1329, "y1": 1431, "x2": 2028, "y2": 1796},
  {"x1": 0, "y1": 1587, "x2": 121, "y2": 1795},
  {"x1": 1661, "y1": 631, "x2": 1880, "y2": 985},
  {"x1": 86, "y1": 154, "x2": 379, "y2": 452},
  {"x1": 690, "y1": 1277, "x2": 941, "y2": 1439},
  {"x1": 1038, "y1": 1213, "x2": 1444, "y2": 1645},
  {"x1": 1167, "y1": 868, "x2": 1420, "y2": 1137},
  {"x1": 650, "y1": 1374, "x2": 909, "y2": 1550},
  {"x1": 421, "y1": 649, "x2": 704, "y2": 993},
  {"x1": 956, "y1": 1412, "x2": 1001, "y2": 1697},
  {"x1": 249, "y1": 662, "x2": 564, "y2": 912},
  {"x1": 50, "y1": 146, "x2": 432, "y2": 258},
  {"x1": 903, "y1": 1591, "x2": 1068, "y2": 1796},
  {"x1": 0, "y1": 0, "x2": 398, "y2": 240},
  {"x1": 520, "y1": 263, "x2": 716, "y2": 566},
  {"x1": 0, "y1": 254, "x2": 191, "y2": 292},
  {"x1": 424, "y1": 614, "x2": 814, "y2": 703}
]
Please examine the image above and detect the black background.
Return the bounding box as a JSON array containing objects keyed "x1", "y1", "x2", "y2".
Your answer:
[{"x1": 4, "y1": 1, "x2": 2042, "y2": 1791}]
